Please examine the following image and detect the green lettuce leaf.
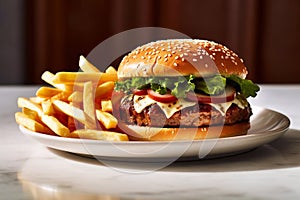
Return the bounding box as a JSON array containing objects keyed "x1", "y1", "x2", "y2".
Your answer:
[
  {"x1": 225, "y1": 75, "x2": 260, "y2": 98},
  {"x1": 115, "y1": 74, "x2": 260, "y2": 99},
  {"x1": 194, "y1": 75, "x2": 226, "y2": 95}
]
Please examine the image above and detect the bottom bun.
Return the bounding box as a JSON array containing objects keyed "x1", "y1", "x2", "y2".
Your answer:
[{"x1": 118, "y1": 122, "x2": 251, "y2": 141}]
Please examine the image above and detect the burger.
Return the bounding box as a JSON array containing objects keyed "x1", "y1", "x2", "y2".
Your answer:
[{"x1": 113, "y1": 39, "x2": 260, "y2": 141}]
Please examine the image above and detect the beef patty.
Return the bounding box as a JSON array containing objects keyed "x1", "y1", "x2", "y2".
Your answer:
[{"x1": 119, "y1": 96, "x2": 252, "y2": 127}]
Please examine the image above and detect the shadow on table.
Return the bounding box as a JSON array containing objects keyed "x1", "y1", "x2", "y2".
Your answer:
[{"x1": 50, "y1": 128, "x2": 300, "y2": 172}]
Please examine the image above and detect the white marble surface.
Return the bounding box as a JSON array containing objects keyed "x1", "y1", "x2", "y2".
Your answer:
[{"x1": 1, "y1": 85, "x2": 300, "y2": 200}]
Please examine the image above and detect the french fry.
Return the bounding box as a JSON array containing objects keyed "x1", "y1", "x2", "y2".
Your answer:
[
  {"x1": 29, "y1": 96, "x2": 47, "y2": 104},
  {"x1": 41, "y1": 99, "x2": 55, "y2": 115},
  {"x1": 105, "y1": 66, "x2": 117, "y2": 75},
  {"x1": 36, "y1": 87, "x2": 62, "y2": 98},
  {"x1": 40, "y1": 114, "x2": 70, "y2": 137},
  {"x1": 79, "y1": 55, "x2": 101, "y2": 73},
  {"x1": 95, "y1": 81, "x2": 115, "y2": 98},
  {"x1": 101, "y1": 100, "x2": 113, "y2": 112},
  {"x1": 96, "y1": 110, "x2": 118, "y2": 129},
  {"x1": 70, "y1": 129, "x2": 128, "y2": 141},
  {"x1": 67, "y1": 116, "x2": 77, "y2": 132},
  {"x1": 41, "y1": 71, "x2": 56, "y2": 86},
  {"x1": 68, "y1": 91, "x2": 83, "y2": 103},
  {"x1": 16, "y1": 55, "x2": 127, "y2": 141},
  {"x1": 17, "y1": 97, "x2": 43, "y2": 116},
  {"x1": 51, "y1": 72, "x2": 117, "y2": 84},
  {"x1": 50, "y1": 91, "x2": 72, "y2": 102},
  {"x1": 83, "y1": 81, "x2": 97, "y2": 129},
  {"x1": 41, "y1": 71, "x2": 68, "y2": 91},
  {"x1": 50, "y1": 82, "x2": 86, "y2": 92},
  {"x1": 22, "y1": 107, "x2": 39, "y2": 120},
  {"x1": 15, "y1": 112, "x2": 53, "y2": 134},
  {"x1": 52, "y1": 100, "x2": 94, "y2": 128}
]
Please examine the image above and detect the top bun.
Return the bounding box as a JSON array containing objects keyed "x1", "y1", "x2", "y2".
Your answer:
[{"x1": 118, "y1": 39, "x2": 248, "y2": 79}]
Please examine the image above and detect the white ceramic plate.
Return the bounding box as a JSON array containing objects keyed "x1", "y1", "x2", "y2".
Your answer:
[{"x1": 20, "y1": 107, "x2": 290, "y2": 161}]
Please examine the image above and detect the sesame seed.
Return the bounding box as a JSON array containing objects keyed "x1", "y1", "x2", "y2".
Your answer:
[
  {"x1": 141, "y1": 56, "x2": 145, "y2": 59},
  {"x1": 133, "y1": 55, "x2": 136, "y2": 59},
  {"x1": 193, "y1": 53, "x2": 197, "y2": 56},
  {"x1": 182, "y1": 58, "x2": 185, "y2": 62},
  {"x1": 200, "y1": 55, "x2": 203, "y2": 59},
  {"x1": 240, "y1": 58, "x2": 244, "y2": 63},
  {"x1": 157, "y1": 56, "x2": 161, "y2": 60},
  {"x1": 175, "y1": 56, "x2": 179, "y2": 60},
  {"x1": 168, "y1": 53, "x2": 172, "y2": 57},
  {"x1": 193, "y1": 58, "x2": 197, "y2": 62},
  {"x1": 164, "y1": 54, "x2": 168, "y2": 58},
  {"x1": 221, "y1": 63, "x2": 224, "y2": 66},
  {"x1": 184, "y1": 53, "x2": 188, "y2": 56},
  {"x1": 164, "y1": 58, "x2": 168, "y2": 62},
  {"x1": 173, "y1": 62, "x2": 178, "y2": 67},
  {"x1": 180, "y1": 54, "x2": 184, "y2": 58}
]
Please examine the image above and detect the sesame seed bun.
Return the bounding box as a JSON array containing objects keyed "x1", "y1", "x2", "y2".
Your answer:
[{"x1": 118, "y1": 39, "x2": 248, "y2": 79}]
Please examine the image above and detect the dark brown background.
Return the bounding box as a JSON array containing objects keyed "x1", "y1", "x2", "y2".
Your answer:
[{"x1": 3, "y1": 0, "x2": 300, "y2": 84}]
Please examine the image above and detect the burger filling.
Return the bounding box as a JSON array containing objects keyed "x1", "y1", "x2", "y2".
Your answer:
[{"x1": 115, "y1": 74, "x2": 259, "y2": 127}]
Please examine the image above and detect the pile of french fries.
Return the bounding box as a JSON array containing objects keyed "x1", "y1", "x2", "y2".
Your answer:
[{"x1": 15, "y1": 56, "x2": 129, "y2": 141}]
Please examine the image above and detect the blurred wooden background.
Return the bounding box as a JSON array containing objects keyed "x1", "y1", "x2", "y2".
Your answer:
[{"x1": 1, "y1": 0, "x2": 300, "y2": 84}]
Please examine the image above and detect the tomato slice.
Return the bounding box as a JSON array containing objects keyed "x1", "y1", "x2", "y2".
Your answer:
[
  {"x1": 147, "y1": 89, "x2": 177, "y2": 103},
  {"x1": 132, "y1": 89, "x2": 148, "y2": 95},
  {"x1": 186, "y1": 86, "x2": 236, "y2": 103}
]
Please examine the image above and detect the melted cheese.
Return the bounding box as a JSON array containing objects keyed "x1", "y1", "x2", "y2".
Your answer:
[
  {"x1": 209, "y1": 102, "x2": 233, "y2": 116},
  {"x1": 209, "y1": 98, "x2": 246, "y2": 116},
  {"x1": 133, "y1": 95, "x2": 156, "y2": 113},
  {"x1": 133, "y1": 95, "x2": 196, "y2": 118},
  {"x1": 133, "y1": 95, "x2": 247, "y2": 118},
  {"x1": 156, "y1": 99, "x2": 196, "y2": 119}
]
